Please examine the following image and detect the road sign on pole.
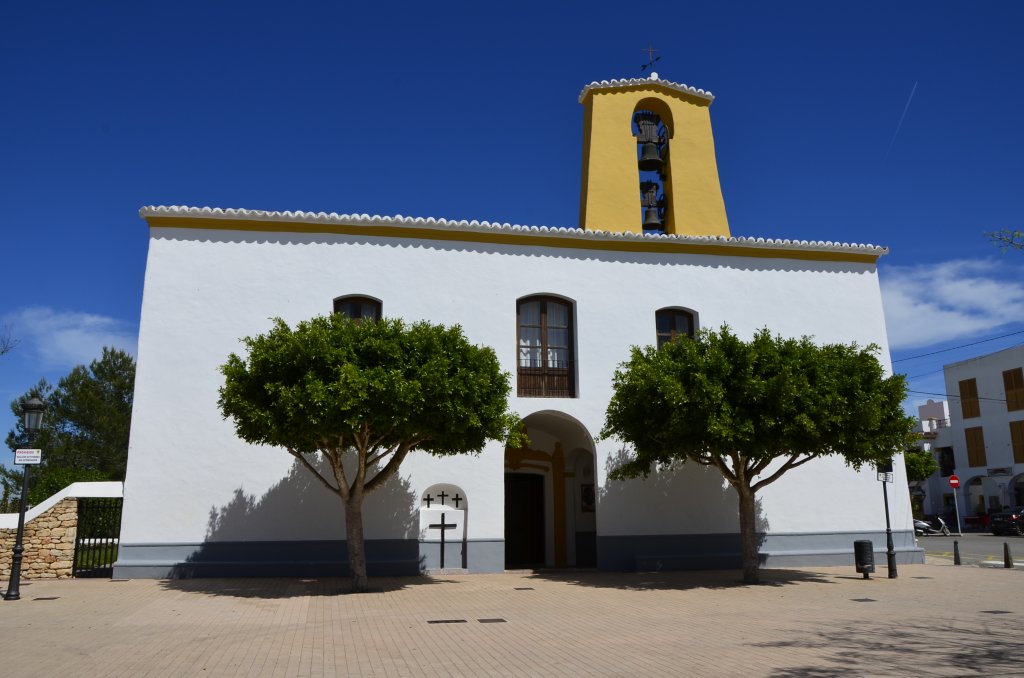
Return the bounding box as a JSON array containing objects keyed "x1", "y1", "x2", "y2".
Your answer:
[
  {"x1": 949, "y1": 475, "x2": 963, "y2": 535},
  {"x1": 14, "y1": 449, "x2": 42, "y2": 465}
]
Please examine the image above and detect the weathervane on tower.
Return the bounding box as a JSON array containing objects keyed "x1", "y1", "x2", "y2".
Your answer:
[{"x1": 640, "y1": 43, "x2": 661, "y2": 76}]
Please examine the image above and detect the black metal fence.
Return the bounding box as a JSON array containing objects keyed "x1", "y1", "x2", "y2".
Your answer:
[{"x1": 72, "y1": 497, "x2": 123, "y2": 578}]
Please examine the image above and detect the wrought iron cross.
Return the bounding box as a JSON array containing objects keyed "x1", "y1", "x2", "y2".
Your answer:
[
  {"x1": 641, "y1": 43, "x2": 661, "y2": 73},
  {"x1": 429, "y1": 513, "x2": 458, "y2": 569}
]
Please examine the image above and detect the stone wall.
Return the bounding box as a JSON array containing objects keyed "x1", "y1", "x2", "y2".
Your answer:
[{"x1": 0, "y1": 498, "x2": 78, "y2": 579}]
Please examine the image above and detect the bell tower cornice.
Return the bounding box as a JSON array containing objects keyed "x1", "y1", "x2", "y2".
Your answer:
[{"x1": 578, "y1": 75, "x2": 715, "y2": 105}]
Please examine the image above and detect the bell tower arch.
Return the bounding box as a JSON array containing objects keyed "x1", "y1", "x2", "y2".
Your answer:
[{"x1": 578, "y1": 74, "x2": 730, "y2": 238}]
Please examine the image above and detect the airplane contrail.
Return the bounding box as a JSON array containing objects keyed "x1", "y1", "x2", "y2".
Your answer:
[{"x1": 885, "y1": 80, "x2": 918, "y2": 161}]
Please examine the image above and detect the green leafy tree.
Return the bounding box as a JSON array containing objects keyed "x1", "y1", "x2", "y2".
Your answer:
[
  {"x1": 218, "y1": 315, "x2": 521, "y2": 592},
  {"x1": 602, "y1": 326, "x2": 916, "y2": 584},
  {"x1": 903, "y1": 446, "x2": 939, "y2": 482},
  {"x1": 987, "y1": 228, "x2": 1024, "y2": 253},
  {"x1": 3, "y1": 348, "x2": 135, "y2": 510},
  {"x1": 6, "y1": 348, "x2": 135, "y2": 478}
]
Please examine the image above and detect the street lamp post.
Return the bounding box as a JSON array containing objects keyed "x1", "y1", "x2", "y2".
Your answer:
[
  {"x1": 4, "y1": 396, "x2": 45, "y2": 601},
  {"x1": 881, "y1": 477, "x2": 898, "y2": 578},
  {"x1": 877, "y1": 459, "x2": 898, "y2": 579}
]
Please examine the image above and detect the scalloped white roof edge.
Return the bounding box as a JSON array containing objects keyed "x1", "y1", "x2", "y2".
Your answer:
[
  {"x1": 139, "y1": 205, "x2": 888, "y2": 256},
  {"x1": 579, "y1": 76, "x2": 715, "y2": 103}
]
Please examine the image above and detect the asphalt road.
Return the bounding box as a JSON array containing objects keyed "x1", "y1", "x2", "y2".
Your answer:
[{"x1": 917, "y1": 532, "x2": 1024, "y2": 565}]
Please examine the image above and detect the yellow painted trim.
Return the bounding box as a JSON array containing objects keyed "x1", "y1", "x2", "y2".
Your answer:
[
  {"x1": 505, "y1": 446, "x2": 552, "y2": 471},
  {"x1": 552, "y1": 444, "x2": 566, "y2": 568},
  {"x1": 512, "y1": 461, "x2": 549, "y2": 473},
  {"x1": 146, "y1": 216, "x2": 882, "y2": 264}
]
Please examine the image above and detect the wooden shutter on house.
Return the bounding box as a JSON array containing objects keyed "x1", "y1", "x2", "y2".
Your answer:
[
  {"x1": 1003, "y1": 368, "x2": 1024, "y2": 412},
  {"x1": 964, "y1": 426, "x2": 987, "y2": 467},
  {"x1": 1010, "y1": 420, "x2": 1024, "y2": 465},
  {"x1": 959, "y1": 379, "x2": 981, "y2": 419}
]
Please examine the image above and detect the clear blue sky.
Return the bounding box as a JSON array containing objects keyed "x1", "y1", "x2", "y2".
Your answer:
[{"x1": 2, "y1": 1, "x2": 1023, "y2": 441}]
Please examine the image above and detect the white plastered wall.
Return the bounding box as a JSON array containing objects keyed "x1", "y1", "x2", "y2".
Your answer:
[{"x1": 122, "y1": 227, "x2": 912, "y2": 546}]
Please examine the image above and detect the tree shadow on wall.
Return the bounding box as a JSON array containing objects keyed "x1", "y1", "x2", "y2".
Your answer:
[
  {"x1": 161, "y1": 455, "x2": 432, "y2": 595},
  {"x1": 533, "y1": 446, "x2": 776, "y2": 589},
  {"x1": 202, "y1": 456, "x2": 419, "y2": 542},
  {"x1": 600, "y1": 445, "x2": 771, "y2": 539}
]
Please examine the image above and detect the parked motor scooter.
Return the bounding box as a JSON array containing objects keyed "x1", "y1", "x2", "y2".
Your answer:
[{"x1": 914, "y1": 516, "x2": 950, "y2": 536}]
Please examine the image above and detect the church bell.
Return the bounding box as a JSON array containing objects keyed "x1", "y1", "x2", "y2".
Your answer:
[
  {"x1": 642, "y1": 206, "x2": 662, "y2": 229},
  {"x1": 640, "y1": 180, "x2": 663, "y2": 230},
  {"x1": 638, "y1": 142, "x2": 663, "y2": 171},
  {"x1": 634, "y1": 110, "x2": 668, "y2": 232}
]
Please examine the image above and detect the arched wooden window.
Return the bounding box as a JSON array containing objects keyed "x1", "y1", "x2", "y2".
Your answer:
[
  {"x1": 656, "y1": 308, "x2": 695, "y2": 349},
  {"x1": 333, "y1": 295, "x2": 381, "y2": 324},
  {"x1": 517, "y1": 296, "x2": 574, "y2": 397}
]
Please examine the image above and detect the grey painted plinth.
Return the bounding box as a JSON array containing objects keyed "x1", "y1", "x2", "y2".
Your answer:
[
  {"x1": 419, "y1": 539, "x2": 504, "y2": 573},
  {"x1": 113, "y1": 540, "x2": 421, "y2": 579},
  {"x1": 113, "y1": 532, "x2": 924, "y2": 578},
  {"x1": 114, "y1": 538, "x2": 506, "y2": 579},
  {"x1": 760, "y1": 531, "x2": 924, "y2": 568},
  {"x1": 598, "y1": 530, "x2": 924, "y2": 572}
]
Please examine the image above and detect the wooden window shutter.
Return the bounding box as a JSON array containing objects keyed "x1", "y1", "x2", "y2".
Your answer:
[
  {"x1": 1011, "y1": 420, "x2": 1024, "y2": 465},
  {"x1": 964, "y1": 426, "x2": 987, "y2": 467},
  {"x1": 959, "y1": 379, "x2": 980, "y2": 419},
  {"x1": 1003, "y1": 368, "x2": 1024, "y2": 412}
]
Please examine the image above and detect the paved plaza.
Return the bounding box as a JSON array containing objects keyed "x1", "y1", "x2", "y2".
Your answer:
[{"x1": 0, "y1": 561, "x2": 1020, "y2": 677}]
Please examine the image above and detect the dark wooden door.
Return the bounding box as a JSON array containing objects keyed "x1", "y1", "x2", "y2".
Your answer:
[{"x1": 505, "y1": 473, "x2": 545, "y2": 568}]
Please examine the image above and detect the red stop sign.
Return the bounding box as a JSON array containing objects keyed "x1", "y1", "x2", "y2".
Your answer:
[{"x1": 949, "y1": 475, "x2": 960, "y2": 488}]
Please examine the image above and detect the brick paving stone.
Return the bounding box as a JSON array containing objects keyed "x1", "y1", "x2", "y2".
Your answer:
[{"x1": 0, "y1": 564, "x2": 1021, "y2": 676}]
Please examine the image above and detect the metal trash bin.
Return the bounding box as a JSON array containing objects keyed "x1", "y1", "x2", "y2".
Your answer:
[{"x1": 854, "y1": 540, "x2": 875, "y2": 579}]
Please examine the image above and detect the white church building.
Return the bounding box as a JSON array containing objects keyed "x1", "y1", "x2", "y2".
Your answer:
[{"x1": 115, "y1": 74, "x2": 921, "y2": 577}]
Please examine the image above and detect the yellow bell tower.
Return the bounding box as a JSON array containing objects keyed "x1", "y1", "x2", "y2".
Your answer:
[{"x1": 578, "y1": 74, "x2": 731, "y2": 237}]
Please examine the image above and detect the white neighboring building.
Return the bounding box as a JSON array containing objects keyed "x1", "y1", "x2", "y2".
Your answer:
[
  {"x1": 918, "y1": 399, "x2": 950, "y2": 440},
  {"x1": 911, "y1": 399, "x2": 950, "y2": 511},
  {"x1": 918, "y1": 344, "x2": 1024, "y2": 523},
  {"x1": 114, "y1": 74, "x2": 921, "y2": 578}
]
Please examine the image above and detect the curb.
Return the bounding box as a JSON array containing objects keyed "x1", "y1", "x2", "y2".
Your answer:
[{"x1": 979, "y1": 560, "x2": 1024, "y2": 570}]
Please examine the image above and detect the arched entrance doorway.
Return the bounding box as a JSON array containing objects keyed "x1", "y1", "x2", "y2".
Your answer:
[
  {"x1": 504, "y1": 411, "x2": 597, "y2": 569},
  {"x1": 1011, "y1": 473, "x2": 1024, "y2": 507}
]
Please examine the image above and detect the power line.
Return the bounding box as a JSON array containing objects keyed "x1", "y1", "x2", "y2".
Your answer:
[
  {"x1": 892, "y1": 329, "x2": 1024, "y2": 363},
  {"x1": 909, "y1": 391, "x2": 1003, "y2": 401},
  {"x1": 903, "y1": 368, "x2": 944, "y2": 380}
]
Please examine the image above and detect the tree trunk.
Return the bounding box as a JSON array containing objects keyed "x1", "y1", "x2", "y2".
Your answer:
[
  {"x1": 344, "y1": 494, "x2": 369, "y2": 592},
  {"x1": 737, "y1": 486, "x2": 760, "y2": 584}
]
